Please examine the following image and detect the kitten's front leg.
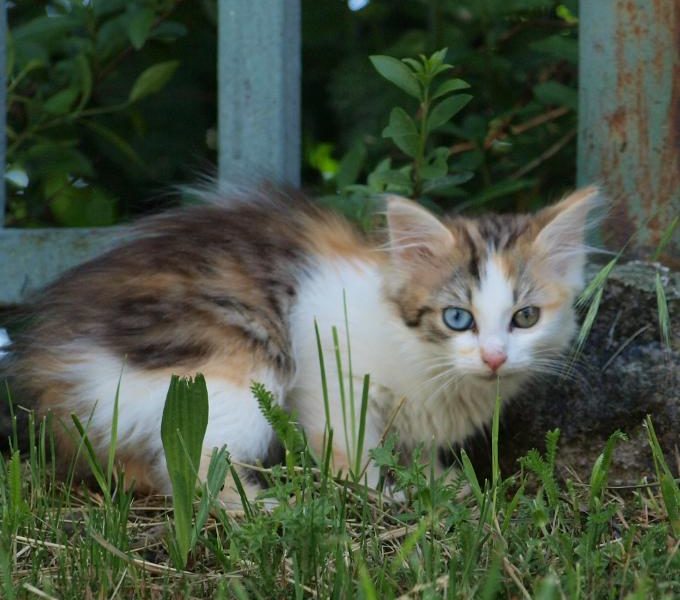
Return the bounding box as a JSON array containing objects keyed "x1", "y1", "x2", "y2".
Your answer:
[{"x1": 306, "y1": 428, "x2": 382, "y2": 490}]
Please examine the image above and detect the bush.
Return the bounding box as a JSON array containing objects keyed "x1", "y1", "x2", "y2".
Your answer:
[
  {"x1": 6, "y1": 0, "x2": 578, "y2": 227},
  {"x1": 6, "y1": 0, "x2": 217, "y2": 227}
]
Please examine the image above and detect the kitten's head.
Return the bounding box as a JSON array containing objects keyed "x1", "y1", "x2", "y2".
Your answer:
[{"x1": 383, "y1": 187, "x2": 602, "y2": 385}]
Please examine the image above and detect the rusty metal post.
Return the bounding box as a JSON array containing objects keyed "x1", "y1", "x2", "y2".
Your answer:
[{"x1": 578, "y1": 0, "x2": 679, "y2": 263}]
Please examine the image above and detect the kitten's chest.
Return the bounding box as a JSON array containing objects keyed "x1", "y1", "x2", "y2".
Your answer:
[{"x1": 375, "y1": 379, "x2": 500, "y2": 448}]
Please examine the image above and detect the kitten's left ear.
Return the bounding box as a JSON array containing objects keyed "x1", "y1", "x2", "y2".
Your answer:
[
  {"x1": 385, "y1": 195, "x2": 455, "y2": 265},
  {"x1": 532, "y1": 186, "x2": 604, "y2": 289}
]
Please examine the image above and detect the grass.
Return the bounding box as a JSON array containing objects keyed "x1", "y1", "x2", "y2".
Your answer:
[{"x1": 1, "y1": 375, "x2": 679, "y2": 600}]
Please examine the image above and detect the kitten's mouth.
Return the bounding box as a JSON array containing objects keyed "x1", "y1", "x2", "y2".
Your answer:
[{"x1": 479, "y1": 370, "x2": 515, "y2": 381}]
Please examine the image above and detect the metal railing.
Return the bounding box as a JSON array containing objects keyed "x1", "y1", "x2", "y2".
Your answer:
[
  {"x1": 1, "y1": 0, "x2": 677, "y2": 305},
  {"x1": 0, "y1": 1, "x2": 300, "y2": 304}
]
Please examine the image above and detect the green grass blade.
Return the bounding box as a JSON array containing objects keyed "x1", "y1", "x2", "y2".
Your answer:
[
  {"x1": 331, "y1": 325, "x2": 351, "y2": 468},
  {"x1": 588, "y1": 430, "x2": 626, "y2": 509},
  {"x1": 654, "y1": 272, "x2": 671, "y2": 350},
  {"x1": 343, "y1": 291, "x2": 357, "y2": 455},
  {"x1": 491, "y1": 378, "x2": 501, "y2": 490},
  {"x1": 571, "y1": 285, "x2": 603, "y2": 362},
  {"x1": 314, "y1": 319, "x2": 332, "y2": 435},
  {"x1": 106, "y1": 368, "x2": 123, "y2": 492},
  {"x1": 70, "y1": 413, "x2": 108, "y2": 499},
  {"x1": 7, "y1": 451, "x2": 23, "y2": 522},
  {"x1": 353, "y1": 374, "x2": 370, "y2": 479},
  {"x1": 645, "y1": 416, "x2": 680, "y2": 535},
  {"x1": 652, "y1": 215, "x2": 678, "y2": 261},
  {"x1": 193, "y1": 446, "x2": 229, "y2": 545},
  {"x1": 460, "y1": 449, "x2": 483, "y2": 506}
]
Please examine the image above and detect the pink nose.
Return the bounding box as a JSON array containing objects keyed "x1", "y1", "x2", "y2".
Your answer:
[{"x1": 481, "y1": 350, "x2": 507, "y2": 372}]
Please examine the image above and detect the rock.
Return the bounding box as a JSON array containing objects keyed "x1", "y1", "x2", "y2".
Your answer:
[{"x1": 463, "y1": 260, "x2": 679, "y2": 485}]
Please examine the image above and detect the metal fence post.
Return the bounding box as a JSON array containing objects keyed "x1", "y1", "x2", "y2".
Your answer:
[
  {"x1": 0, "y1": 0, "x2": 6, "y2": 227},
  {"x1": 218, "y1": 0, "x2": 301, "y2": 186},
  {"x1": 578, "y1": 0, "x2": 679, "y2": 263},
  {"x1": 0, "y1": 2, "x2": 302, "y2": 305}
]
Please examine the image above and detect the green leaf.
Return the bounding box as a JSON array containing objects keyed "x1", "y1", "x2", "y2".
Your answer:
[
  {"x1": 127, "y1": 7, "x2": 155, "y2": 50},
  {"x1": 369, "y1": 55, "x2": 421, "y2": 99},
  {"x1": 43, "y1": 86, "x2": 79, "y2": 115},
  {"x1": 46, "y1": 176, "x2": 118, "y2": 228},
  {"x1": 457, "y1": 179, "x2": 535, "y2": 210},
  {"x1": 160, "y1": 374, "x2": 209, "y2": 568},
  {"x1": 530, "y1": 35, "x2": 578, "y2": 65},
  {"x1": 426, "y1": 94, "x2": 473, "y2": 132},
  {"x1": 533, "y1": 81, "x2": 578, "y2": 111},
  {"x1": 422, "y1": 172, "x2": 474, "y2": 195},
  {"x1": 82, "y1": 120, "x2": 145, "y2": 169},
  {"x1": 74, "y1": 53, "x2": 93, "y2": 112},
  {"x1": 128, "y1": 60, "x2": 180, "y2": 103},
  {"x1": 370, "y1": 168, "x2": 412, "y2": 189},
  {"x1": 382, "y1": 108, "x2": 419, "y2": 157},
  {"x1": 432, "y1": 78, "x2": 470, "y2": 100},
  {"x1": 24, "y1": 143, "x2": 94, "y2": 177},
  {"x1": 336, "y1": 142, "x2": 367, "y2": 189},
  {"x1": 150, "y1": 21, "x2": 189, "y2": 42}
]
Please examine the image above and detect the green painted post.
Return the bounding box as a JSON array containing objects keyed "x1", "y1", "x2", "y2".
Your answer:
[
  {"x1": 0, "y1": 2, "x2": 302, "y2": 305},
  {"x1": 578, "y1": 0, "x2": 679, "y2": 263},
  {"x1": 0, "y1": 0, "x2": 6, "y2": 227},
  {"x1": 218, "y1": 0, "x2": 301, "y2": 185}
]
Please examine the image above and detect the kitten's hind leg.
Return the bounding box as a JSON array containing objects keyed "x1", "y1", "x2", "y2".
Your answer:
[{"x1": 198, "y1": 371, "x2": 285, "y2": 510}]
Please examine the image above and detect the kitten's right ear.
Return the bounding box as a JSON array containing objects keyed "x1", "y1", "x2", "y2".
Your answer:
[
  {"x1": 531, "y1": 185, "x2": 604, "y2": 289},
  {"x1": 385, "y1": 196, "x2": 455, "y2": 264}
]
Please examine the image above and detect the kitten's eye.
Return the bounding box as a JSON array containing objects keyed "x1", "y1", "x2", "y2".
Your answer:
[
  {"x1": 512, "y1": 306, "x2": 540, "y2": 328},
  {"x1": 442, "y1": 307, "x2": 475, "y2": 331}
]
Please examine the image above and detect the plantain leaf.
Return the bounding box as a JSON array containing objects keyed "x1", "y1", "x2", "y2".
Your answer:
[{"x1": 161, "y1": 374, "x2": 209, "y2": 568}]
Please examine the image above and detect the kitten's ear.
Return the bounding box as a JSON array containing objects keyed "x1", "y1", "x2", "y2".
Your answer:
[
  {"x1": 385, "y1": 195, "x2": 454, "y2": 264},
  {"x1": 531, "y1": 186, "x2": 603, "y2": 289}
]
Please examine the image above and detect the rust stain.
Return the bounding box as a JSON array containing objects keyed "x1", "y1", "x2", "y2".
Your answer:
[{"x1": 599, "y1": 0, "x2": 680, "y2": 260}]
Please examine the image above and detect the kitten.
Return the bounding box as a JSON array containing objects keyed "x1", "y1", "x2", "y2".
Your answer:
[{"x1": 2, "y1": 184, "x2": 600, "y2": 506}]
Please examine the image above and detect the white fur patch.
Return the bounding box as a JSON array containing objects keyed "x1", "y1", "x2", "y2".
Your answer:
[{"x1": 57, "y1": 346, "x2": 281, "y2": 490}]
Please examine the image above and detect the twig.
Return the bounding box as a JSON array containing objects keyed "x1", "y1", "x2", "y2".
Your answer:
[
  {"x1": 510, "y1": 106, "x2": 570, "y2": 135},
  {"x1": 22, "y1": 583, "x2": 58, "y2": 600},
  {"x1": 396, "y1": 573, "x2": 449, "y2": 600},
  {"x1": 448, "y1": 106, "x2": 571, "y2": 156},
  {"x1": 509, "y1": 128, "x2": 576, "y2": 180},
  {"x1": 601, "y1": 325, "x2": 651, "y2": 372},
  {"x1": 502, "y1": 556, "x2": 532, "y2": 600}
]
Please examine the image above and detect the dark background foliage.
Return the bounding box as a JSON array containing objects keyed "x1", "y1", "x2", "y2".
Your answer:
[{"x1": 6, "y1": 0, "x2": 578, "y2": 227}]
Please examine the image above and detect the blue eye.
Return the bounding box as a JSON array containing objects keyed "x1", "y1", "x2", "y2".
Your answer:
[{"x1": 442, "y1": 307, "x2": 475, "y2": 331}]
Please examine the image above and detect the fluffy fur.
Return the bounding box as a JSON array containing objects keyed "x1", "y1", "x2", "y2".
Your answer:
[{"x1": 2, "y1": 185, "x2": 601, "y2": 505}]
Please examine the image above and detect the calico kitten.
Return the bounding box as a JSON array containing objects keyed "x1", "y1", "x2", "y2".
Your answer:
[{"x1": 2, "y1": 185, "x2": 600, "y2": 506}]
